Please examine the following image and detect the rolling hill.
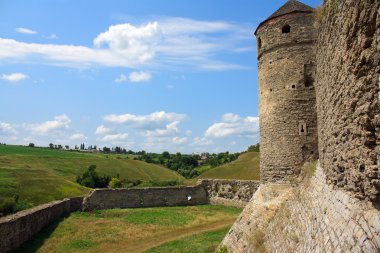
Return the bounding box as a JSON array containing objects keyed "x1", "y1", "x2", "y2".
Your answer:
[
  {"x1": 198, "y1": 151, "x2": 260, "y2": 180},
  {"x1": 0, "y1": 145, "x2": 184, "y2": 207}
]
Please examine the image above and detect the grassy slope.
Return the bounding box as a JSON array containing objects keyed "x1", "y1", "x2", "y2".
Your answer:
[
  {"x1": 17, "y1": 205, "x2": 242, "y2": 253},
  {"x1": 198, "y1": 151, "x2": 260, "y2": 180},
  {"x1": 0, "y1": 145, "x2": 184, "y2": 206}
]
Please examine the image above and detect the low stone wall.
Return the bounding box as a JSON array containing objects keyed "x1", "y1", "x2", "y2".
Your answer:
[
  {"x1": 197, "y1": 179, "x2": 260, "y2": 207},
  {"x1": 82, "y1": 186, "x2": 209, "y2": 211},
  {"x1": 0, "y1": 197, "x2": 83, "y2": 253},
  {"x1": 220, "y1": 164, "x2": 380, "y2": 252}
]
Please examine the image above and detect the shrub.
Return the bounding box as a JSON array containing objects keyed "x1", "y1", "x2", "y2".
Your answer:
[
  {"x1": 109, "y1": 178, "x2": 123, "y2": 188},
  {"x1": 76, "y1": 165, "x2": 111, "y2": 188},
  {"x1": 0, "y1": 195, "x2": 33, "y2": 216},
  {"x1": 0, "y1": 198, "x2": 16, "y2": 216}
]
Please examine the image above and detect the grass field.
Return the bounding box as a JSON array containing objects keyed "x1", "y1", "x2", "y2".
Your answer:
[
  {"x1": 0, "y1": 145, "x2": 184, "y2": 207},
  {"x1": 17, "y1": 205, "x2": 241, "y2": 253},
  {"x1": 144, "y1": 227, "x2": 230, "y2": 253},
  {"x1": 198, "y1": 152, "x2": 260, "y2": 180}
]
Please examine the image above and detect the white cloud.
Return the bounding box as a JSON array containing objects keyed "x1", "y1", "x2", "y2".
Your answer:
[
  {"x1": 94, "y1": 22, "x2": 160, "y2": 64},
  {"x1": 129, "y1": 71, "x2": 151, "y2": 83},
  {"x1": 205, "y1": 113, "x2": 259, "y2": 138},
  {"x1": 114, "y1": 74, "x2": 127, "y2": 83},
  {"x1": 171, "y1": 136, "x2": 187, "y2": 144},
  {"x1": 192, "y1": 137, "x2": 213, "y2": 146},
  {"x1": 70, "y1": 133, "x2": 87, "y2": 141},
  {"x1": 144, "y1": 121, "x2": 180, "y2": 137},
  {"x1": 104, "y1": 111, "x2": 186, "y2": 129},
  {"x1": 26, "y1": 114, "x2": 71, "y2": 134},
  {"x1": 1, "y1": 17, "x2": 251, "y2": 71},
  {"x1": 16, "y1": 27, "x2": 37, "y2": 35},
  {"x1": 1, "y1": 73, "x2": 29, "y2": 83},
  {"x1": 0, "y1": 122, "x2": 18, "y2": 135},
  {"x1": 101, "y1": 133, "x2": 129, "y2": 142},
  {"x1": 95, "y1": 125, "x2": 111, "y2": 135},
  {"x1": 221, "y1": 113, "x2": 241, "y2": 122}
]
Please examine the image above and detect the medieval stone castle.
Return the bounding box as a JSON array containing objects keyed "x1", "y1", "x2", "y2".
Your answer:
[
  {"x1": 0, "y1": 0, "x2": 378, "y2": 252},
  {"x1": 220, "y1": 0, "x2": 379, "y2": 252}
]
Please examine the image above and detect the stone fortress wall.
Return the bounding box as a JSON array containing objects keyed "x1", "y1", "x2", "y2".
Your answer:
[
  {"x1": 0, "y1": 197, "x2": 83, "y2": 253},
  {"x1": 197, "y1": 179, "x2": 260, "y2": 207},
  {"x1": 315, "y1": 0, "x2": 380, "y2": 202},
  {"x1": 256, "y1": 7, "x2": 318, "y2": 183},
  {"x1": 221, "y1": 164, "x2": 380, "y2": 252},
  {"x1": 0, "y1": 180, "x2": 256, "y2": 253},
  {"x1": 82, "y1": 186, "x2": 208, "y2": 211},
  {"x1": 221, "y1": 0, "x2": 380, "y2": 252}
]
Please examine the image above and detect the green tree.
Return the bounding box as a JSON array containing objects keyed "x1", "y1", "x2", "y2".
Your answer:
[{"x1": 76, "y1": 165, "x2": 111, "y2": 188}]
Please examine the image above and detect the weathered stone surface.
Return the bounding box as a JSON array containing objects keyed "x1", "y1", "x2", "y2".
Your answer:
[
  {"x1": 82, "y1": 186, "x2": 209, "y2": 211},
  {"x1": 219, "y1": 184, "x2": 294, "y2": 252},
  {"x1": 197, "y1": 179, "x2": 260, "y2": 207},
  {"x1": 264, "y1": 164, "x2": 380, "y2": 253},
  {"x1": 221, "y1": 165, "x2": 380, "y2": 253},
  {"x1": 256, "y1": 4, "x2": 319, "y2": 184},
  {"x1": 315, "y1": 0, "x2": 380, "y2": 202},
  {"x1": 0, "y1": 197, "x2": 83, "y2": 253}
]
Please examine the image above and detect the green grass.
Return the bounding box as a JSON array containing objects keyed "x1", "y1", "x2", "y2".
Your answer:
[
  {"x1": 144, "y1": 226, "x2": 230, "y2": 253},
  {"x1": 0, "y1": 145, "x2": 184, "y2": 208},
  {"x1": 18, "y1": 205, "x2": 241, "y2": 253},
  {"x1": 198, "y1": 152, "x2": 260, "y2": 180}
]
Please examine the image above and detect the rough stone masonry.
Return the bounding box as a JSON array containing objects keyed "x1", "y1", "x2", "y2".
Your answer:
[
  {"x1": 220, "y1": 0, "x2": 380, "y2": 252},
  {"x1": 255, "y1": 0, "x2": 319, "y2": 184}
]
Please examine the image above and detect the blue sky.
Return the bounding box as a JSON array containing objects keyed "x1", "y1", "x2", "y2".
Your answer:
[{"x1": 0, "y1": 0, "x2": 321, "y2": 153}]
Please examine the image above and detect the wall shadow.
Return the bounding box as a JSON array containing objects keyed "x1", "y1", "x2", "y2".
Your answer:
[{"x1": 12, "y1": 214, "x2": 69, "y2": 253}]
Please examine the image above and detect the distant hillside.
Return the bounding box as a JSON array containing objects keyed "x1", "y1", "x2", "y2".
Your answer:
[
  {"x1": 0, "y1": 145, "x2": 184, "y2": 207},
  {"x1": 198, "y1": 152, "x2": 260, "y2": 180}
]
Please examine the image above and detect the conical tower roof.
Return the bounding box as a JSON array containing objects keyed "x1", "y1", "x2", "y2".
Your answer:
[{"x1": 255, "y1": 0, "x2": 314, "y2": 34}]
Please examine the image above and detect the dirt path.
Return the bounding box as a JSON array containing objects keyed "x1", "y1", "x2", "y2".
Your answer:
[{"x1": 103, "y1": 218, "x2": 236, "y2": 253}]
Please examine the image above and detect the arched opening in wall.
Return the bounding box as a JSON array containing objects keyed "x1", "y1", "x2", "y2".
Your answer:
[
  {"x1": 258, "y1": 37, "x2": 262, "y2": 49},
  {"x1": 282, "y1": 24, "x2": 290, "y2": 33}
]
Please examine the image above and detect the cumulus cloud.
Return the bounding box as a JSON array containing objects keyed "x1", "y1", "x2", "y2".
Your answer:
[
  {"x1": 205, "y1": 113, "x2": 259, "y2": 138},
  {"x1": 26, "y1": 114, "x2": 71, "y2": 134},
  {"x1": 129, "y1": 71, "x2": 151, "y2": 83},
  {"x1": 94, "y1": 22, "x2": 160, "y2": 64},
  {"x1": 144, "y1": 121, "x2": 180, "y2": 137},
  {"x1": 1, "y1": 18, "x2": 251, "y2": 70},
  {"x1": 114, "y1": 74, "x2": 127, "y2": 83},
  {"x1": 70, "y1": 133, "x2": 87, "y2": 141},
  {"x1": 1, "y1": 73, "x2": 29, "y2": 83},
  {"x1": 95, "y1": 125, "x2": 111, "y2": 135},
  {"x1": 0, "y1": 122, "x2": 18, "y2": 135},
  {"x1": 171, "y1": 136, "x2": 187, "y2": 144},
  {"x1": 100, "y1": 133, "x2": 129, "y2": 142},
  {"x1": 115, "y1": 71, "x2": 151, "y2": 83},
  {"x1": 192, "y1": 137, "x2": 213, "y2": 146},
  {"x1": 104, "y1": 111, "x2": 186, "y2": 129},
  {"x1": 16, "y1": 27, "x2": 37, "y2": 35}
]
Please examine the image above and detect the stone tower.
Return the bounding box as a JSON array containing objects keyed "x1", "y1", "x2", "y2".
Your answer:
[{"x1": 255, "y1": 0, "x2": 318, "y2": 183}]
